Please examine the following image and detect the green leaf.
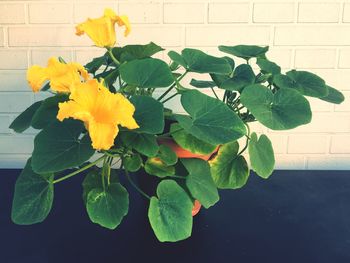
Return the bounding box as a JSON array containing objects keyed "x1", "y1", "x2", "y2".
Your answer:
[
  {"x1": 148, "y1": 180, "x2": 193, "y2": 242},
  {"x1": 130, "y1": 95, "x2": 164, "y2": 134},
  {"x1": 256, "y1": 58, "x2": 281, "y2": 75},
  {"x1": 168, "y1": 51, "x2": 188, "y2": 68},
  {"x1": 219, "y1": 64, "x2": 255, "y2": 92},
  {"x1": 219, "y1": 45, "x2": 269, "y2": 60},
  {"x1": 118, "y1": 42, "x2": 164, "y2": 62},
  {"x1": 170, "y1": 123, "x2": 217, "y2": 155},
  {"x1": 124, "y1": 153, "x2": 142, "y2": 172},
  {"x1": 11, "y1": 159, "x2": 54, "y2": 225},
  {"x1": 103, "y1": 68, "x2": 119, "y2": 89},
  {"x1": 31, "y1": 94, "x2": 69, "y2": 129},
  {"x1": 182, "y1": 159, "x2": 219, "y2": 209},
  {"x1": 85, "y1": 55, "x2": 107, "y2": 74},
  {"x1": 145, "y1": 158, "x2": 175, "y2": 178},
  {"x1": 157, "y1": 144, "x2": 178, "y2": 166},
  {"x1": 319, "y1": 85, "x2": 345, "y2": 104},
  {"x1": 190, "y1": 79, "x2": 217, "y2": 88},
  {"x1": 9, "y1": 101, "x2": 42, "y2": 133},
  {"x1": 175, "y1": 89, "x2": 246, "y2": 145},
  {"x1": 120, "y1": 132, "x2": 159, "y2": 157},
  {"x1": 119, "y1": 58, "x2": 174, "y2": 89},
  {"x1": 241, "y1": 84, "x2": 312, "y2": 130},
  {"x1": 209, "y1": 142, "x2": 249, "y2": 189},
  {"x1": 31, "y1": 120, "x2": 95, "y2": 173},
  {"x1": 86, "y1": 181, "x2": 129, "y2": 230},
  {"x1": 248, "y1": 133, "x2": 275, "y2": 179}
]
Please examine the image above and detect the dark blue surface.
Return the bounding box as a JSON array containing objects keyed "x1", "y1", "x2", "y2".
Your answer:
[{"x1": 1, "y1": 169, "x2": 350, "y2": 263}]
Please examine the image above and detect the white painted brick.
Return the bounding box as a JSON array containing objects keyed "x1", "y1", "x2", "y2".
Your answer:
[
  {"x1": 0, "y1": 154, "x2": 30, "y2": 169},
  {"x1": 8, "y1": 27, "x2": 91, "y2": 47},
  {"x1": 119, "y1": 2, "x2": 160, "y2": 24},
  {"x1": 0, "y1": 70, "x2": 29, "y2": 91},
  {"x1": 288, "y1": 135, "x2": 328, "y2": 154},
  {"x1": 186, "y1": 26, "x2": 270, "y2": 46},
  {"x1": 75, "y1": 49, "x2": 105, "y2": 66},
  {"x1": 311, "y1": 69, "x2": 350, "y2": 91},
  {"x1": 294, "y1": 49, "x2": 336, "y2": 69},
  {"x1": 343, "y1": 3, "x2": 350, "y2": 23},
  {"x1": 308, "y1": 97, "x2": 333, "y2": 112},
  {"x1": 330, "y1": 136, "x2": 350, "y2": 153},
  {"x1": 0, "y1": 28, "x2": 4, "y2": 47},
  {"x1": 266, "y1": 49, "x2": 292, "y2": 69},
  {"x1": 0, "y1": 93, "x2": 32, "y2": 113},
  {"x1": 0, "y1": 4, "x2": 25, "y2": 24},
  {"x1": 0, "y1": 136, "x2": 33, "y2": 154},
  {"x1": 31, "y1": 50, "x2": 72, "y2": 66},
  {"x1": 208, "y1": 3, "x2": 249, "y2": 23},
  {"x1": 335, "y1": 91, "x2": 350, "y2": 112},
  {"x1": 164, "y1": 3, "x2": 205, "y2": 24},
  {"x1": 253, "y1": 3, "x2": 295, "y2": 23},
  {"x1": 338, "y1": 49, "x2": 350, "y2": 69},
  {"x1": 33, "y1": 92, "x2": 51, "y2": 103},
  {"x1": 0, "y1": 115, "x2": 11, "y2": 134},
  {"x1": 307, "y1": 157, "x2": 350, "y2": 170},
  {"x1": 274, "y1": 26, "x2": 350, "y2": 46},
  {"x1": 0, "y1": 50, "x2": 27, "y2": 69},
  {"x1": 274, "y1": 155, "x2": 306, "y2": 170},
  {"x1": 29, "y1": 3, "x2": 72, "y2": 24},
  {"x1": 298, "y1": 3, "x2": 340, "y2": 23},
  {"x1": 267, "y1": 134, "x2": 288, "y2": 154},
  {"x1": 73, "y1": 3, "x2": 118, "y2": 23}
]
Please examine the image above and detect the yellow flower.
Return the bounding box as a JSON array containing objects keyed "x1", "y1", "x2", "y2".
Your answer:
[
  {"x1": 75, "y1": 8, "x2": 131, "y2": 48},
  {"x1": 27, "y1": 57, "x2": 89, "y2": 93},
  {"x1": 57, "y1": 79, "x2": 139, "y2": 150}
]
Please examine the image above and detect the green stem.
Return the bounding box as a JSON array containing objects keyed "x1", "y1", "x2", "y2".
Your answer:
[
  {"x1": 211, "y1": 87, "x2": 219, "y2": 100},
  {"x1": 161, "y1": 92, "x2": 179, "y2": 104},
  {"x1": 158, "y1": 127, "x2": 183, "y2": 138},
  {"x1": 167, "y1": 175, "x2": 186, "y2": 180},
  {"x1": 53, "y1": 156, "x2": 106, "y2": 184},
  {"x1": 237, "y1": 123, "x2": 251, "y2": 156},
  {"x1": 107, "y1": 48, "x2": 120, "y2": 66},
  {"x1": 124, "y1": 166, "x2": 151, "y2": 200},
  {"x1": 157, "y1": 71, "x2": 187, "y2": 101}
]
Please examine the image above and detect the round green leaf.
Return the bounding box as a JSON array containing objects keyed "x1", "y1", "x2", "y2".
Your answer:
[
  {"x1": 248, "y1": 133, "x2": 275, "y2": 179},
  {"x1": 320, "y1": 85, "x2": 345, "y2": 104},
  {"x1": 256, "y1": 58, "x2": 281, "y2": 75},
  {"x1": 145, "y1": 158, "x2": 175, "y2": 178},
  {"x1": 157, "y1": 144, "x2": 178, "y2": 166},
  {"x1": 11, "y1": 158, "x2": 54, "y2": 225},
  {"x1": 219, "y1": 45, "x2": 269, "y2": 60},
  {"x1": 120, "y1": 132, "x2": 159, "y2": 157},
  {"x1": 190, "y1": 79, "x2": 217, "y2": 88},
  {"x1": 9, "y1": 101, "x2": 42, "y2": 133},
  {"x1": 209, "y1": 142, "x2": 249, "y2": 189},
  {"x1": 219, "y1": 64, "x2": 255, "y2": 92},
  {"x1": 119, "y1": 58, "x2": 174, "y2": 89},
  {"x1": 124, "y1": 153, "x2": 142, "y2": 172},
  {"x1": 240, "y1": 84, "x2": 312, "y2": 130},
  {"x1": 148, "y1": 180, "x2": 193, "y2": 242},
  {"x1": 175, "y1": 89, "x2": 246, "y2": 145},
  {"x1": 168, "y1": 51, "x2": 187, "y2": 68},
  {"x1": 182, "y1": 159, "x2": 219, "y2": 209},
  {"x1": 31, "y1": 120, "x2": 95, "y2": 173}
]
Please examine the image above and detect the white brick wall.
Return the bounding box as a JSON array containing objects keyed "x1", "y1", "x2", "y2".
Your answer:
[{"x1": 0, "y1": 0, "x2": 349, "y2": 170}]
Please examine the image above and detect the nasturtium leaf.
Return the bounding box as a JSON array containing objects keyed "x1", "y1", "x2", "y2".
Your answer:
[
  {"x1": 124, "y1": 153, "x2": 142, "y2": 172},
  {"x1": 170, "y1": 123, "x2": 217, "y2": 155},
  {"x1": 120, "y1": 132, "x2": 159, "y2": 157},
  {"x1": 157, "y1": 145, "x2": 178, "y2": 166},
  {"x1": 319, "y1": 85, "x2": 345, "y2": 104},
  {"x1": 175, "y1": 89, "x2": 246, "y2": 145},
  {"x1": 248, "y1": 133, "x2": 275, "y2": 179},
  {"x1": 219, "y1": 45, "x2": 269, "y2": 60},
  {"x1": 86, "y1": 181, "x2": 129, "y2": 230},
  {"x1": 31, "y1": 120, "x2": 95, "y2": 173},
  {"x1": 103, "y1": 68, "x2": 119, "y2": 89},
  {"x1": 148, "y1": 180, "x2": 193, "y2": 242},
  {"x1": 130, "y1": 95, "x2": 164, "y2": 134},
  {"x1": 168, "y1": 51, "x2": 187, "y2": 68},
  {"x1": 219, "y1": 64, "x2": 255, "y2": 92},
  {"x1": 209, "y1": 142, "x2": 249, "y2": 189},
  {"x1": 256, "y1": 58, "x2": 281, "y2": 75},
  {"x1": 181, "y1": 159, "x2": 219, "y2": 209},
  {"x1": 240, "y1": 84, "x2": 312, "y2": 130},
  {"x1": 119, "y1": 58, "x2": 174, "y2": 89},
  {"x1": 190, "y1": 79, "x2": 217, "y2": 88},
  {"x1": 11, "y1": 159, "x2": 54, "y2": 225},
  {"x1": 223, "y1": 56, "x2": 235, "y2": 70},
  {"x1": 145, "y1": 157, "x2": 175, "y2": 178},
  {"x1": 85, "y1": 55, "x2": 107, "y2": 74},
  {"x1": 9, "y1": 101, "x2": 42, "y2": 133},
  {"x1": 31, "y1": 94, "x2": 69, "y2": 129},
  {"x1": 119, "y1": 42, "x2": 164, "y2": 62}
]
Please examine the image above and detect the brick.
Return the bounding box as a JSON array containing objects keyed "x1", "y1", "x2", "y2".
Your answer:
[
  {"x1": 308, "y1": 97, "x2": 333, "y2": 112},
  {"x1": 0, "y1": 50, "x2": 27, "y2": 69},
  {"x1": 274, "y1": 26, "x2": 350, "y2": 46},
  {"x1": 298, "y1": 3, "x2": 340, "y2": 23},
  {"x1": 294, "y1": 49, "x2": 336, "y2": 69},
  {"x1": 186, "y1": 26, "x2": 270, "y2": 46},
  {"x1": 29, "y1": 3, "x2": 72, "y2": 24},
  {"x1": 330, "y1": 135, "x2": 350, "y2": 153},
  {"x1": 0, "y1": 93, "x2": 32, "y2": 113},
  {"x1": 73, "y1": 3, "x2": 118, "y2": 23},
  {"x1": 343, "y1": 3, "x2": 350, "y2": 23},
  {"x1": 8, "y1": 27, "x2": 91, "y2": 47},
  {"x1": 0, "y1": 4, "x2": 25, "y2": 24},
  {"x1": 0, "y1": 115, "x2": 11, "y2": 134},
  {"x1": 307, "y1": 157, "x2": 350, "y2": 170},
  {"x1": 119, "y1": 2, "x2": 160, "y2": 24},
  {"x1": 0, "y1": 136, "x2": 33, "y2": 154},
  {"x1": 338, "y1": 49, "x2": 350, "y2": 68},
  {"x1": 0, "y1": 154, "x2": 30, "y2": 169},
  {"x1": 253, "y1": 3, "x2": 295, "y2": 23},
  {"x1": 0, "y1": 28, "x2": 4, "y2": 47},
  {"x1": 274, "y1": 155, "x2": 306, "y2": 170},
  {"x1": 288, "y1": 135, "x2": 328, "y2": 154},
  {"x1": 75, "y1": 49, "x2": 105, "y2": 66},
  {"x1": 311, "y1": 69, "x2": 350, "y2": 91},
  {"x1": 31, "y1": 50, "x2": 72, "y2": 66},
  {"x1": 208, "y1": 3, "x2": 249, "y2": 23},
  {"x1": 335, "y1": 91, "x2": 350, "y2": 112},
  {"x1": 0, "y1": 70, "x2": 29, "y2": 91},
  {"x1": 267, "y1": 49, "x2": 292, "y2": 69},
  {"x1": 164, "y1": 3, "x2": 205, "y2": 24},
  {"x1": 267, "y1": 134, "x2": 288, "y2": 154}
]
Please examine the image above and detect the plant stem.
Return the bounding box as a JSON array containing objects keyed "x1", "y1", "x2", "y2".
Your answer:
[
  {"x1": 158, "y1": 127, "x2": 183, "y2": 138},
  {"x1": 107, "y1": 48, "x2": 120, "y2": 66},
  {"x1": 167, "y1": 175, "x2": 186, "y2": 180},
  {"x1": 211, "y1": 87, "x2": 219, "y2": 100},
  {"x1": 53, "y1": 156, "x2": 106, "y2": 184},
  {"x1": 157, "y1": 71, "x2": 187, "y2": 101},
  {"x1": 237, "y1": 123, "x2": 251, "y2": 156},
  {"x1": 161, "y1": 92, "x2": 179, "y2": 103},
  {"x1": 123, "y1": 166, "x2": 151, "y2": 200}
]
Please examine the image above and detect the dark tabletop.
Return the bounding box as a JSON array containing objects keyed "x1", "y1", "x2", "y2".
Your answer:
[{"x1": 1, "y1": 169, "x2": 350, "y2": 263}]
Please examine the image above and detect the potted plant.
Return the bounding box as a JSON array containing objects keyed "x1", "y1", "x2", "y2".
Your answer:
[{"x1": 8, "y1": 8, "x2": 345, "y2": 242}]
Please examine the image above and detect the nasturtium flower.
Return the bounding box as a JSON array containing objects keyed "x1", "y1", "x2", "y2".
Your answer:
[
  {"x1": 75, "y1": 8, "x2": 131, "y2": 48},
  {"x1": 27, "y1": 57, "x2": 89, "y2": 93},
  {"x1": 57, "y1": 79, "x2": 139, "y2": 150}
]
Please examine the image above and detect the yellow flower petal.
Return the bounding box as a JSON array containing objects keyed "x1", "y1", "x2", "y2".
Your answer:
[
  {"x1": 26, "y1": 65, "x2": 48, "y2": 92},
  {"x1": 116, "y1": 15, "x2": 131, "y2": 37},
  {"x1": 88, "y1": 121, "x2": 119, "y2": 150},
  {"x1": 114, "y1": 93, "x2": 139, "y2": 129}
]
